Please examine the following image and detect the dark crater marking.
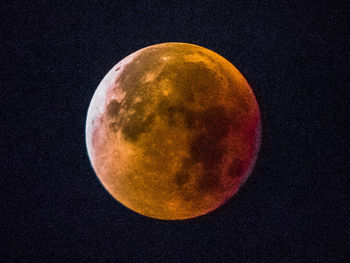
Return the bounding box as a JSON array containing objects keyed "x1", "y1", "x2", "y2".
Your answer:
[
  {"x1": 106, "y1": 100, "x2": 121, "y2": 119},
  {"x1": 172, "y1": 105, "x2": 232, "y2": 196},
  {"x1": 122, "y1": 98, "x2": 155, "y2": 142},
  {"x1": 108, "y1": 122, "x2": 119, "y2": 133},
  {"x1": 158, "y1": 61, "x2": 220, "y2": 104},
  {"x1": 122, "y1": 113, "x2": 155, "y2": 142},
  {"x1": 227, "y1": 158, "x2": 247, "y2": 180},
  {"x1": 174, "y1": 171, "x2": 190, "y2": 187},
  {"x1": 191, "y1": 106, "x2": 231, "y2": 193}
]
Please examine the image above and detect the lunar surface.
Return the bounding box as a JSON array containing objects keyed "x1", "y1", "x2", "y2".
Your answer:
[{"x1": 86, "y1": 43, "x2": 261, "y2": 220}]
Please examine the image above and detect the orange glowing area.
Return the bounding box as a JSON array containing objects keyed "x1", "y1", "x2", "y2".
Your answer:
[{"x1": 86, "y1": 43, "x2": 261, "y2": 220}]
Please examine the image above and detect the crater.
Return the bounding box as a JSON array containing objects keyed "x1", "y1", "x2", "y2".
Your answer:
[
  {"x1": 108, "y1": 122, "x2": 119, "y2": 133},
  {"x1": 174, "y1": 171, "x2": 190, "y2": 187},
  {"x1": 106, "y1": 100, "x2": 121, "y2": 119},
  {"x1": 122, "y1": 113, "x2": 155, "y2": 142}
]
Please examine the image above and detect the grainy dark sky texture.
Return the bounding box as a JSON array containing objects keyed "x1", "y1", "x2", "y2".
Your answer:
[{"x1": 2, "y1": 1, "x2": 349, "y2": 262}]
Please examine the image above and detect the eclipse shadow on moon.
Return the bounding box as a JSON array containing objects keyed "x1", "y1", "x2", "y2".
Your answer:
[{"x1": 86, "y1": 42, "x2": 261, "y2": 220}]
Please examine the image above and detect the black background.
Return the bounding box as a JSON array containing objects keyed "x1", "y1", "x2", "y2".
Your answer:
[{"x1": 2, "y1": 1, "x2": 349, "y2": 262}]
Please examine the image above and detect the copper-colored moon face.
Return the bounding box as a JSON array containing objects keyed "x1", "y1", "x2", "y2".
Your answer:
[{"x1": 86, "y1": 43, "x2": 261, "y2": 220}]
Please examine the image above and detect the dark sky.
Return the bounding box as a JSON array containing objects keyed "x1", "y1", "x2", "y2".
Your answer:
[{"x1": 2, "y1": 1, "x2": 349, "y2": 262}]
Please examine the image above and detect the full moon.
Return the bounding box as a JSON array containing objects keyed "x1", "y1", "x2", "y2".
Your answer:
[{"x1": 86, "y1": 43, "x2": 261, "y2": 220}]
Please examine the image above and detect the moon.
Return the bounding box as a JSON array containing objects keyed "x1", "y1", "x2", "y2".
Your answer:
[{"x1": 86, "y1": 42, "x2": 261, "y2": 220}]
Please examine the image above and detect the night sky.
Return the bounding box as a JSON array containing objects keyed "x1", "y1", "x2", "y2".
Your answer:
[{"x1": 2, "y1": 1, "x2": 349, "y2": 262}]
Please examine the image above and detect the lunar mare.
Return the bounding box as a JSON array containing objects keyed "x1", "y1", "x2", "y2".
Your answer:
[{"x1": 86, "y1": 43, "x2": 261, "y2": 220}]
